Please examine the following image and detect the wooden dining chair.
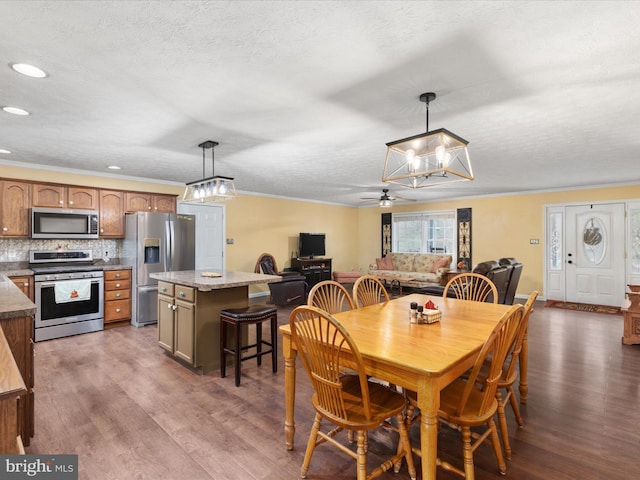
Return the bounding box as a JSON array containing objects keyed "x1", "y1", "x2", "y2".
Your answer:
[
  {"x1": 352, "y1": 275, "x2": 390, "y2": 308},
  {"x1": 402, "y1": 303, "x2": 525, "y2": 480},
  {"x1": 308, "y1": 279, "x2": 361, "y2": 444},
  {"x1": 444, "y1": 272, "x2": 499, "y2": 303},
  {"x1": 308, "y1": 280, "x2": 355, "y2": 314},
  {"x1": 289, "y1": 305, "x2": 416, "y2": 480},
  {"x1": 493, "y1": 290, "x2": 538, "y2": 459}
]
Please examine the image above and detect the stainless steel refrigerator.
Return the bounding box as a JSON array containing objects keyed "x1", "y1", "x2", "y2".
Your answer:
[{"x1": 123, "y1": 212, "x2": 196, "y2": 327}]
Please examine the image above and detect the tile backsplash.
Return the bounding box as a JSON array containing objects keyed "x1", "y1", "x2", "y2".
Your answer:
[{"x1": 0, "y1": 239, "x2": 121, "y2": 262}]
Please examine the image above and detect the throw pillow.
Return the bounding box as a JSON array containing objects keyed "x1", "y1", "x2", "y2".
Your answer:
[
  {"x1": 430, "y1": 257, "x2": 450, "y2": 273},
  {"x1": 376, "y1": 256, "x2": 394, "y2": 270}
]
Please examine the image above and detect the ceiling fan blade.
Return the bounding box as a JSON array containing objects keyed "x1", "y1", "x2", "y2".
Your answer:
[{"x1": 392, "y1": 196, "x2": 416, "y2": 202}]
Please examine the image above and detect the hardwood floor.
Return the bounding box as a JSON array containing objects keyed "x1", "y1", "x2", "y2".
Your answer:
[{"x1": 27, "y1": 300, "x2": 640, "y2": 479}]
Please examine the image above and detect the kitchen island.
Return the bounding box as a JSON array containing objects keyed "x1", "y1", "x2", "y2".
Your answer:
[{"x1": 149, "y1": 270, "x2": 281, "y2": 374}]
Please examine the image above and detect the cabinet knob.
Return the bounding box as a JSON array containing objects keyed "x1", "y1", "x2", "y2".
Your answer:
[
  {"x1": 69, "y1": 200, "x2": 74, "y2": 205},
  {"x1": 172, "y1": 305, "x2": 177, "y2": 311},
  {"x1": 179, "y1": 291, "x2": 185, "y2": 297},
  {"x1": 59, "y1": 200, "x2": 64, "y2": 204},
  {"x1": 161, "y1": 287, "x2": 166, "y2": 292},
  {"x1": 2, "y1": 227, "x2": 7, "y2": 232},
  {"x1": 115, "y1": 308, "x2": 121, "y2": 313},
  {"x1": 115, "y1": 293, "x2": 121, "y2": 298},
  {"x1": 167, "y1": 304, "x2": 173, "y2": 309},
  {"x1": 115, "y1": 273, "x2": 121, "y2": 278},
  {"x1": 115, "y1": 283, "x2": 121, "y2": 288},
  {"x1": 24, "y1": 283, "x2": 29, "y2": 287}
]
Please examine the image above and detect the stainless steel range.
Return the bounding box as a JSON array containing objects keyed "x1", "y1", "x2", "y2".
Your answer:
[{"x1": 30, "y1": 250, "x2": 104, "y2": 342}]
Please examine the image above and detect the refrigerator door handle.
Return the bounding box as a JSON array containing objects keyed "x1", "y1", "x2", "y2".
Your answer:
[
  {"x1": 164, "y1": 220, "x2": 172, "y2": 272},
  {"x1": 168, "y1": 219, "x2": 176, "y2": 271}
]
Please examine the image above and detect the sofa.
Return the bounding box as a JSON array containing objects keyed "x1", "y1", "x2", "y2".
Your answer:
[{"x1": 368, "y1": 252, "x2": 452, "y2": 289}]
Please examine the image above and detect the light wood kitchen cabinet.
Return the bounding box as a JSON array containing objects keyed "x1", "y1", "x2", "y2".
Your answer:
[
  {"x1": 125, "y1": 192, "x2": 176, "y2": 213},
  {"x1": 9, "y1": 276, "x2": 34, "y2": 302},
  {"x1": 98, "y1": 189, "x2": 125, "y2": 238},
  {"x1": 153, "y1": 194, "x2": 176, "y2": 213},
  {"x1": 104, "y1": 269, "x2": 131, "y2": 325},
  {"x1": 0, "y1": 180, "x2": 30, "y2": 237},
  {"x1": 31, "y1": 183, "x2": 98, "y2": 210},
  {"x1": 157, "y1": 282, "x2": 195, "y2": 364}
]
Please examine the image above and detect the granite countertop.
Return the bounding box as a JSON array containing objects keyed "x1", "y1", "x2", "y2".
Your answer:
[
  {"x1": 0, "y1": 274, "x2": 36, "y2": 320},
  {"x1": 150, "y1": 270, "x2": 282, "y2": 292}
]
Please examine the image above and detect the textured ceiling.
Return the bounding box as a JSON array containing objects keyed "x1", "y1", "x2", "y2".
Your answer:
[{"x1": 1, "y1": 1, "x2": 639, "y2": 206}]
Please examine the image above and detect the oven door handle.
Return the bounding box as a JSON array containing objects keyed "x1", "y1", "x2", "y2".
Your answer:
[{"x1": 37, "y1": 279, "x2": 102, "y2": 288}]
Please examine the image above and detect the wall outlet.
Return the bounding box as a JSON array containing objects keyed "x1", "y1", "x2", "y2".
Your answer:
[
  {"x1": 530, "y1": 238, "x2": 540, "y2": 244},
  {"x1": 226, "y1": 238, "x2": 234, "y2": 244}
]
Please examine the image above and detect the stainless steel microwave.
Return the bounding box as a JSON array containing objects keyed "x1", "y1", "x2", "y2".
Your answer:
[{"x1": 31, "y1": 207, "x2": 99, "y2": 239}]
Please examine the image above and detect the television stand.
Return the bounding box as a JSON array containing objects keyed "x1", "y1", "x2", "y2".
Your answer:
[{"x1": 291, "y1": 257, "x2": 332, "y2": 289}]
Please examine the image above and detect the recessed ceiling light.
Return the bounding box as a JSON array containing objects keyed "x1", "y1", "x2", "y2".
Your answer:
[
  {"x1": 10, "y1": 63, "x2": 47, "y2": 78},
  {"x1": 2, "y1": 106, "x2": 30, "y2": 116},
  {"x1": 0, "y1": 149, "x2": 11, "y2": 154},
  {"x1": 107, "y1": 165, "x2": 121, "y2": 170}
]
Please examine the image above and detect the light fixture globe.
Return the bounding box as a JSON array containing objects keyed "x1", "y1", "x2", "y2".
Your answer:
[
  {"x1": 382, "y1": 92, "x2": 473, "y2": 189},
  {"x1": 182, "y1": 140, "x2": 237, "y2": 203}
]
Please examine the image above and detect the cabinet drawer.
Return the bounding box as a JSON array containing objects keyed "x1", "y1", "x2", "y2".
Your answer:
[
  {"x1": 104, "y1": 270, "x2": 131, "y2": 281},
  {"x1": 158, "y1": 282, "x2": 174, "y2": 296},
  {"x1": 105, "y1": 289, "x2": 131, "y2": 301},
  {"x1": 105, "y1": 279, "x2": 131, "y2": 291},
  {"x1": 174, "y1": 285, "x2": 195, "y2": 302},
  {"x1": 105, "y1": 299, "x2": 131, "y2": 321}
]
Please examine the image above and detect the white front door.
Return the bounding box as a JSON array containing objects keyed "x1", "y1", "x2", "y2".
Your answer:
[
  {"x1": 177, "y1": 202, "x2": 225, "y2": 270},
  {"x1": 565, "y1": 203, "x2": 625, "y2": 306}
]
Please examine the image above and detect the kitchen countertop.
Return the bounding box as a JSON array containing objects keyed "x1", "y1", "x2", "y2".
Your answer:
[
  {"x1": 0, "y1": 274, "x2": 36, "y2": 319},
  {"x1": 150, "y1": 270, "x2": 282, "y2": 292},
  {"x1": 0, "y1": 260, "x2": 131, "y2": 276}
]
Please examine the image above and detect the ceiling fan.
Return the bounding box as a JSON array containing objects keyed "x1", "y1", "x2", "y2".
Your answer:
[{"x1": 360, "y1": 188, "x2": 416, "y2": 207}]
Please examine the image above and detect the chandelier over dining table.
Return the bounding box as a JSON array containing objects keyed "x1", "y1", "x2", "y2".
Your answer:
[{"x1": 382, "y1": 92, "x2": 473, "y2": 189}]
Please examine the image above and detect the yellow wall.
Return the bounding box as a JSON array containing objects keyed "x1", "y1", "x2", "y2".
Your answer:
[
  {"x1": 224, "y1": 195, "x2": 359, "y2": 295},
  {"x1": 5, "y1": 163, "x2": 640, "y2": 299},
  {"x1": 357, "y1": 184, "x2": 640, "y2": 298}
]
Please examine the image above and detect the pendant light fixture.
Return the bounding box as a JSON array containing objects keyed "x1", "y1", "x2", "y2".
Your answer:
[
  {"x1": 382, "y1": 92, "x2": 473, "y2": 189},
  {"x1": 182, "y1": 140, "x2": 237, "y2": 202}
]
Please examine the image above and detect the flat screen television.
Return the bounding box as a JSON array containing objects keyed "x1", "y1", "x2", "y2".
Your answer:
[{"x1": 299, "y1": 233, "x2": 326, "y2": 259}]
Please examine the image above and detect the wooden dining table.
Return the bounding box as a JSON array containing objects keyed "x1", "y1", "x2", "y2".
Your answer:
[{"x1": 279, "y1": 293, "x2": 514, "y2": 480}]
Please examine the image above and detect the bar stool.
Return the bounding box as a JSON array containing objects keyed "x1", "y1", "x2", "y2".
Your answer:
[{"x1": 220, "y1": 305, "x2": 278, "y2": 386}]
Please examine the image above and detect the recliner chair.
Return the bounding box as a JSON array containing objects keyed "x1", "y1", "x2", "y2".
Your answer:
[
  {"x1": 473, "y1": 260, "x2": 510, "y2": 304},
  {"x1": 499, "y1": 258, "x2": 523, "y2": 305},
  {"x1": 254, "y1": 253, "x2": 307, "y2": 306}
]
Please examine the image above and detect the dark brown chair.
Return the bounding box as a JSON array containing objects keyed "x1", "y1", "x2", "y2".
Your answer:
[
  {"x1": 220, "y1": 305, "x2": 278, "y2": 387},
  {"x1": 499, "y1": 258, "x2": 524, "y2": 305},
  {"x1": 289, "y1": 305, "x2": 416, "y2": 480},
  {"x1": 473, "y1": 260, "x2": 510, "y2": 304},
  {"x1": 254, "y1": 253, "x2": 307, "y2": 306}
]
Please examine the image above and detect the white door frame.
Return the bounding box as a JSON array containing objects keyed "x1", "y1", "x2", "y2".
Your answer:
[{"x1": 545, "y1": 200, "x2": 631, "y2": 306}]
